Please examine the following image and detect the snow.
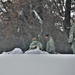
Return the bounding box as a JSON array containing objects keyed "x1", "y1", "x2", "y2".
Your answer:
[
  {"x1": 18, "y1": 10, "x2": 23, "y2": 15},
  {"x1": 25, "y1": 47, "x2": 49, "y2": 54},
  {"x1": 63, "y1": 6, "x2": 65, "y2": 12},
  {"x1": 62, "y1": 17, "x2": 65, "y2": 20},
  {"x1": 55, "y1": 12, "x2": 59, "y2": 15},
  {"x1": 71, "y1": 11, "x2": 75, "y2": 18},
  {"x1": 60, "y1": 10, "x2": 62, "y2": 13},
  {"x1": 0, "y1": 55, "x2": 75, "y2": 75},
  {"x1": 17, "y1": 27, "x2": 20, "y2": 33},
  {"x1": 10, "y1": 48, "x2": 23, "y2": 54},
  {"x1": 2, "y1": 52, "x2": 11, "y2": 55},
  {"x1": 58, "y1": 3, "x2": 60, "y2": 6},
  {"x1": 60, "y1": 27, "x2": 64, "y2": 31},
  {"x1": 1, "y1": 8, "x2": 7, "y2": 12},
  {"x1": 2, "y1": 48, "x2": 23, "y2": 54},
  {"x1": 64, "y1": 0, "x2": 66, "y2": 5},
  {"x1": 0, "y1": 12, "x2": 3, "y2": 15},
  {"x1": 2, "y1": 0, "x2": 7, "y2": 2},
  {"x1": 32, "y1": 10, "x2": 43, "y2": 24},
  {"x1": 44, "y1": 4, "x2": 48, "y2": 9},
  {"x1": 60, "y1": 16, "x2": 65, "y2": 20},
  {"x1": 0, "y1": 4, "x2": 7, "y2": 12},
  {"x1": 71, "y1": 5, "x2": 75, "y2": 8},
  {"x1": 52, "y1": 11, "x2": 54, "y2": 14}
]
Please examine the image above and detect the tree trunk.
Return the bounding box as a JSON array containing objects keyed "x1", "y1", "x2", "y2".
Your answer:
[{"x1": 64, "y1": 0, "x2": 71, "y2": 37}]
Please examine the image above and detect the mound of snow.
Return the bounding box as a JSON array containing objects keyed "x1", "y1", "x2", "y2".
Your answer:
[
  {"x1": 25, "y1": 47, "x2": 49, "y2": 54},
  {"x1": 2, "y1": 48, "x2": 23, "y2": 55}
]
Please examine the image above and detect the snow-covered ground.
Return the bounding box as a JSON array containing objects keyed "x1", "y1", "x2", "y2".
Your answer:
[{"x1": 0, "y1": 55, "x2": 75, "y2": 75}]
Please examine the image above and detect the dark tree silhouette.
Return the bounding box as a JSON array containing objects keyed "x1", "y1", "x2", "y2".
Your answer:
[{"x1": 64, "y1": 0, "x2": 71, "y2": 37}]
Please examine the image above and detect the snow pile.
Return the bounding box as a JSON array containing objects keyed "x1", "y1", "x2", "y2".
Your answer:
[
  {"x1": 1, "y1": 47, "x2": 49, "y2": 55},
  {"x1": 10, "y1": 48, "x2": 23, "y2": 54},
  {"x1": 2, "y1": 52, "x2": 11, "y2": 55},
  {"x1": 25, "y1": 47, "x2": 49, "y2": 54},
  {"x1": 2, "y1": 48, "x2": 23, "y2": 55}
]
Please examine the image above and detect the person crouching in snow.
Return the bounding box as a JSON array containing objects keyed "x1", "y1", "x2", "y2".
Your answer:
[{"x1": 29, "y1": 37, "x2": 43, "y2": 50}]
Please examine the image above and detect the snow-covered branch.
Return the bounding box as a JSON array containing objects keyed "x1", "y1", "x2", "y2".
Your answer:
[{"x1": 32, "y1": 10, "x2": 43, "y2": 24}]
